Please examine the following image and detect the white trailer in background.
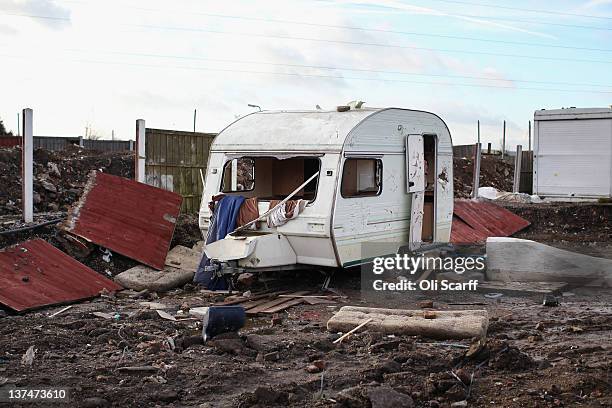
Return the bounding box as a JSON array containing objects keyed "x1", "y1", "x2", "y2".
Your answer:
[
  {"x1": 533, "y1": 107, "x2": 612, "y2": 200},
  {"x1": 199, "y1": 107, "x2": 454, "y2": 273}
]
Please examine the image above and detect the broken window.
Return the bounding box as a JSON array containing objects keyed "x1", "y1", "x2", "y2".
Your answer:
[
  {"x1": 221, "y1": 158, "x2": 255, "y2": 192},
  {"x1": 341, "y1": 158, "x2": 382, "y2": 198},
  {"x1": 220, "y1": 156, "x2": 320, "y2": 201}
]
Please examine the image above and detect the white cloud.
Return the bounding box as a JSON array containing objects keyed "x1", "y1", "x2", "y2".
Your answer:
[{"x1": 0, "y1": 0, "x2": 71, "y2": 29}]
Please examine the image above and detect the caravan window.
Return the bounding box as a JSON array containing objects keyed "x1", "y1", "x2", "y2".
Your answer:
[
  {"x1": 341, "y1": 158, "x2": 382, "y2": 198},
  {"x1": 220, "y1": 156, "x2": 320, "y2": 201},
  {"x1": 221, "y1": 158, "x2": 255, "y2": 192}
]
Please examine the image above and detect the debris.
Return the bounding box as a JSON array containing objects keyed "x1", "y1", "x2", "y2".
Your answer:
[
  {"x1": 164, "y1": 245, "x2": 201, "y2": 271},
  {"x1": 139, "y1": 301, "x2": 169, "y2": 310},
  {"x1": 484, "y1": 293, "x2": 503, "y2": 299},
  {"x1": 114, "y1": 264, "x2": 193, "y2": 292},
  {"x1": 423, "y1": 310, "x2": 437, "y2": 319},
  {"x1": 451, "y1": 199, "x2": 530, "y2": 243},
  {"x1": 263, "y1": 351, "x2": 280, "y2": 362},
  {"x1": 62, "y1": 171, "x2": 182, "y2": 270},
  {"x1": 236, "y1": 272, "x2": 256, "y2": 288},
  {"x1": 21, "y1": 345, "x2": 36, "y2": 366},
  {"x1": 328, "y1": 307, "x2": 489, "y2": 340},
  {"x1": 156, "y1": 310, "x2": 177, "y2": 321},
  {"x1": 486, "y1": 237, "x2": 612, "y2": 286},
  {"x1": 201, "y1": 306, "x2": 246, "y2": 341},
  {"x1": 418, "y1": 300, "x2": 434, "y2": 308},
  {"x1": 101, "y1": 248, "x2": 112, "y2": 263},
  {"x1": 0, "y1": 239, "x2": 122, "y2": 312},
  {"x1": 542, "y1": 295, "x2": 559, "y2": 307},
  {"x1": 48, "y1": 305, "x2": 73, "y2": 318},
  {"x1": 450, "y1": 401, "x2": 468, "y2": 408},
  {"x1": 92, "y1": 312, "x2": 118, "y2": 320},
  {"x1": 305, "y1": 364, "x2": 321, "y2": 373},
  {"x1": 244, "y1": 290, "x2": 310, "y2": 315},
  {"x1": 333, "y1": 317, "x2": 373, "y2": 344},
  {"x1": 270, "y1": 315, "x2": 283, "y2": 326}
]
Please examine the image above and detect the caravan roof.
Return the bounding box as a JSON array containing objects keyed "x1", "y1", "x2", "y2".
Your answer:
[{"x1": 211, "y1": 109, "x2": 378, "y2": 153}]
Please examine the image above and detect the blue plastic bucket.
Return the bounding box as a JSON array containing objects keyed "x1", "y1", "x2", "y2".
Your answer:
[{"x1": 201, "y1": 306, "x2": 246, "y2": 341}]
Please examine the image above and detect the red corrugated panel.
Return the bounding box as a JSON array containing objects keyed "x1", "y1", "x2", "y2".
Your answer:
[
  {"x1": 451, "y1": 199, "x2": 530, "y2": 244},
  {"x1": 0, "y1": 239, "x2": 122, "y2": 312},
  {"x1": 0, "y1": 136, "x2": 21, "y2": 148},
  {"x1": 450, "y1": 217, "x2": 489, "y2": 243},
  {"x1": 62, "y1": 172, "x2": 183, "y2": 270}
]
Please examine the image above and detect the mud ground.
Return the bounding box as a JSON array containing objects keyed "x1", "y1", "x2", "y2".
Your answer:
[{"x1": 0, "y1": 275, "x2": 610, "y2": 408}]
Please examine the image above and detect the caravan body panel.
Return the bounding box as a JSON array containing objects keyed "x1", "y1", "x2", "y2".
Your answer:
[{"x1": 199, "y1": 108, "x2": 453, "y2": 270}]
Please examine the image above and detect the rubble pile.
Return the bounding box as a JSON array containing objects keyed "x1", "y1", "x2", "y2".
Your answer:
[
  {"x1": 0, "y1": 145, "x2": 134, "y2": 215},
  {"x1": 505, "y1": 202, "x2": 611, "y2": 243},
  {"x1": 454, "y1": 155, "x2": 514, "y2": 198}
]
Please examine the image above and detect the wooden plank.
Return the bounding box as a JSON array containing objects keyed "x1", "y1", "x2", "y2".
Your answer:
[
  {"x1": 261, "y1": 297, "x2": 305, "y2": 314},
  {"x1": 241, "y1": 297, "x2": 280, "y2": 311},
  {"x1": 247, "y1": 291, "x2": 310, "y2": 315},
  {"x1": 304, "y1": 297, "x2": 337, "y2": 305},
  {"x1": 218, "y1": 290, "x2": 287, "y2": 306}
]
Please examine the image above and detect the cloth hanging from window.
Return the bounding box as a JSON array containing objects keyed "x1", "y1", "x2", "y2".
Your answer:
[
  {"x1": 266, "y1": 199, "x2": 306, "y2": 227},
  {"x1": 237, "y1": 197, "x2": 259, "y2": 228}
]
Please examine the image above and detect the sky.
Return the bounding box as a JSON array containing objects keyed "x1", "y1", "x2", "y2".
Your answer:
[{"x1": 0, "y1": 0, "x2": 611, "y2": 149}]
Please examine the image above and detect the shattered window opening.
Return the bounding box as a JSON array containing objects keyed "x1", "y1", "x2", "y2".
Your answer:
[{"x1": 220, "y1": 156, "x2": 321, "y2": 202}]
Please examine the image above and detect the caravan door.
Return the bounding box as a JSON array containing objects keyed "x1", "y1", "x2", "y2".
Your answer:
[{"x1": 406, "y1": 134, "x2": 425, "y2": 249}]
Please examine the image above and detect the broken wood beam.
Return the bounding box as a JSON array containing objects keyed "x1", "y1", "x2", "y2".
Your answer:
[
  {"x1": 333, "y1": 318, "x2": 373, "y2": 344},
  {"x1": 327, "y1": 306, "x2": 489, "y2": 340}
]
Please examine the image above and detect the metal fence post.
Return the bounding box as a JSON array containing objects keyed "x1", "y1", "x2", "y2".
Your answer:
[
  {"x1": 513, "y1": 145, "x2": 522, "y2": 193},
  {"x1": 22, "y1": 108, "x2": 33, "y2": 223},
  {"x1": 136, "y1": 119, "x2": 146, "y2": 183},
  {"x1": 501, "y1": 120, "x2": 506, "y2": 159},
  {"x1": 472, "y1": 143, "x2": 481, "y2": 199}
]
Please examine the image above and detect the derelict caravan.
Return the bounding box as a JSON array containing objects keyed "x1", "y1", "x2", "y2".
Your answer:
[{"x1": 198, "y1": 106, "x2": 454, "y2": 276}]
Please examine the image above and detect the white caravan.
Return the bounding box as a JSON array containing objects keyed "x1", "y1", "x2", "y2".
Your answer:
[{"x1": 199, "y1": 107, "x2": 454, "y2": 273}]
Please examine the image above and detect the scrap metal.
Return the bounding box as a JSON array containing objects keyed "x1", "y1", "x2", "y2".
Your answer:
[
  {"x1": 0, "y1": 239, "x2": 122, "y2": 312},
  {"x1": 451, "y1": 199, "x2": 530, "y2": 244},
  {"x1": 62, "y1": 171, "x2": 183, "y2": 269}
]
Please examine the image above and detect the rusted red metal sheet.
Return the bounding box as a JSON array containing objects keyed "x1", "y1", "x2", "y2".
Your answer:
[
  {"x1": 0, "y1": 239, "x2": 122, "y2": 312},
  {"x1": 451, "y1": 199, "x2": 530, "y2": 244},
  {"x1": 62, "y1": 171, "x2": 183, "y2": 269},
  {"x1": 0, "y1": 136, "x2": 21, "y2": 148}
]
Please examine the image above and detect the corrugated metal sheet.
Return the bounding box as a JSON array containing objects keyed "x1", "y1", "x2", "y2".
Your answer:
[
  {"x1": 0, "y1": 136, "x2": 21, "y2": 148},
  {"x1": 145, "y1": 128, "x2": 215, "y2": 213},
  {"x1": 0, "y1": 239, "x2": 122, "y2": 312},
  {"x1": 62, "y1": 171, "x2": 182, "y2": 270},
  {"x1": 451, "y1": 199, "x2": 530, "y2": 244},
  {"x1": 83, "y1": 139, "x2": 133, "y2": 152}
]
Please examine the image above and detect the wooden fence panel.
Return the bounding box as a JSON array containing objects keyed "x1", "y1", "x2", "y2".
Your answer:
[
  {"x1": 519, "y1": 151, "x2": 533, "y2": 194},
  {"x1": 144, "y1": 128, "x2": 216, "y2": 213}
]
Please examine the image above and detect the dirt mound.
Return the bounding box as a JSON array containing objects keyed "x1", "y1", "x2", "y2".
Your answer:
[
  {"x1": 0, "y1": 145, "x2": 134, "y2": 216},
  {"x1": 504, "y1": 202, "x2": 611, "y2": 243},
  {"x1": 454, "y1": 155, "x2": 514, "y2": 198}
]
